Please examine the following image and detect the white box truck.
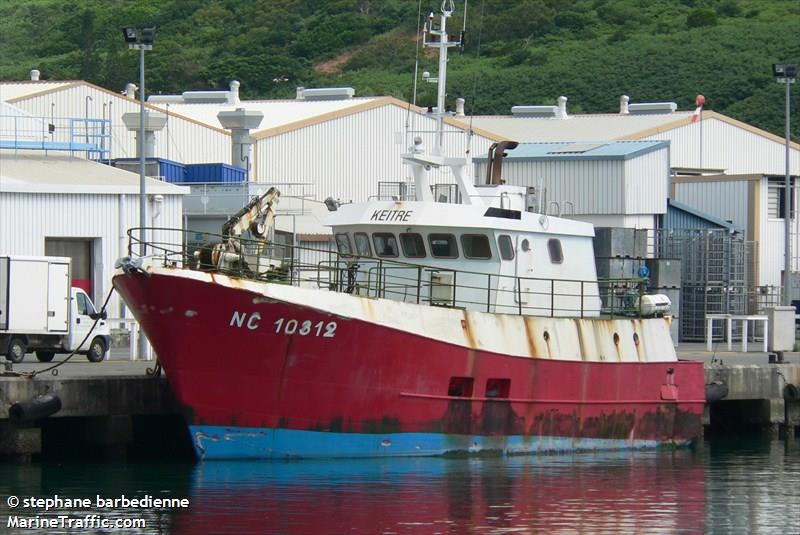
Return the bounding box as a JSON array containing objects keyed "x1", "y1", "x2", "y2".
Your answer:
[{"x1": 0, "y1": 255, "x2": 110, "y2": 363}]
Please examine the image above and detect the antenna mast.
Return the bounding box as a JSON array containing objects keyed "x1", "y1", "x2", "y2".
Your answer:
[
  {"x1": 403, "y1": 1, "x2": 481, "y2": 206},
  {"x1": 423, "y1": 0, "x2": 461, "y2": 154}
]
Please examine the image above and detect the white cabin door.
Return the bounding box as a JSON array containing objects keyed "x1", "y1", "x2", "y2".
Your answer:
[
  {"x1": 69, "y1": 290, "x2": 95, "y2": 351},
  {"x1": 515, "y1": 236, "x2": 535, "y2": 304}
]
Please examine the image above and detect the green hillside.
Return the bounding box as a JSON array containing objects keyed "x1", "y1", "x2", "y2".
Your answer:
[{"x1": 0, "y1": 0, "x2": 798, "y2": 139}]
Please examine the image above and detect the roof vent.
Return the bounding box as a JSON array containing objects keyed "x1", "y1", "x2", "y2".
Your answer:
[
  {"x1": 297, "y1": 87, "x2": 355, "y2": 101},
  {"x1": 29, "y1": 69, "x2": 40, "y2": 81},
  {"x1": 455, "y1": 97, "x2": 465, "y2": 117},
  {"x1": 556, "y1": 96, "x2": 568, "y2": 119},
  {"x1": 124, "y1": 83, "x2": 137, "y2": 99},
  {"x1": 229, "y1": 80, "x2": 240, "y2": 105},
  {"x1": 628, "y1": 102, "x2": 677, "y2": 115},
  {"x1": 181, "y1": 91, "x2": 231, "y2": 103},
  {"x1": 148, "y1": 95, "x2": 184, "y2": 104},
  {"x1": 620, "y1": 95, "x2": 630, "y2": 114},
  {"x1": 511, "y1": 105, "x2": 558, "y2": 118}
]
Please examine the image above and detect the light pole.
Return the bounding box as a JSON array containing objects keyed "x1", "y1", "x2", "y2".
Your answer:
[
  {"x1": 122, "y1": 26, "x2": 156, "y2": 256},
  {"x1": 773, "y1": 63, "x2": 797, "y2": 305}
]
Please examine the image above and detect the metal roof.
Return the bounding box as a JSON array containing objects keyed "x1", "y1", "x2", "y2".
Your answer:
[
  {"x1": 150, "y1": 97, "x2": 381, "y2": 133},
  {"x1": 0, "y1": 81, "x2": 76, "y2": 102},
  {"x1": 0, "y1": 152, "x2": 189, "y2": 194},
  {"x1": 666, "y1": 198, "x2": 739, "y2": 232},
  {"x1": 476, "y1": 140, "x2": 668, "y2": 161},
  {"x1": 456, "y1": 112, "x2": 695, "y2": 142}
]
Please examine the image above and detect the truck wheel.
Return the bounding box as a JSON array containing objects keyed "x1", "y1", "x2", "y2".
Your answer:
[
  {"x1": 36, "y1": 351, "x2": 56, "y2": 363},
  {"x1": 6, "y1": 338, "x2": 27, "y2": 363},
  {"x1": 86, "y1": 337, "x2": 107, "y2": 363}
]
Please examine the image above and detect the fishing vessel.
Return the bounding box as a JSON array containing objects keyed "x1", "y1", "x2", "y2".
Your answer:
[{"x1": 113, "y1": 2, "x2": 704, "y2": 460}]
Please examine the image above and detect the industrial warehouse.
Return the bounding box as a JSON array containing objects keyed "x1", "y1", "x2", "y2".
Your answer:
[{"x1": 2, "y1": 71, "x2": 798, "y2": 343}]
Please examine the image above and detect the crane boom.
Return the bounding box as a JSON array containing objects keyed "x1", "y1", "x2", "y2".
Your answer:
[
  {"x1": 223, "y1": 187, "x2": 280, "y2": 240},
  {"x1": 194, "y1": 187, "x2": 281, "y2": 276}
]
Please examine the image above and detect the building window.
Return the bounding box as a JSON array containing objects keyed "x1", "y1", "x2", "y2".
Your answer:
[
  {"x1": 353, "y1": 232, "x2": 371, "y2": 257},
  {"x1": 548, "y1": 239, "x2": 563, "y2": 264},
  {"x1": 400, "y1": 233, "x2": 426, "y2": 258},
  {"x1": 461, "y1": 234, "x2": 492, "y2": 259},
  {"x1": 485, "y1": 378, "x2": 510, "y2": 398},
  {"x1": 498, "y1": 235, "x2": 515, "y2": 260},
  {"x1": 372, "y1": 233, "x2": 399, "y2": 257},
  {"x1": 428, "y1": 234, "x2": 459, "y2": 258},
  {"x1": 448, "y1": 377, "x2": 474, "y2": 397},
  {"x1": 334, "y1": 233, "x2": 352, "y2": 256},
  {"x1": 769, "y1": 181, "x2": 795, "y2": 219}
]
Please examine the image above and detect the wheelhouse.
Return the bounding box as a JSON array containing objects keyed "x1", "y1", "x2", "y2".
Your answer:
[{"x1": 327, "y1": 185, "x2": 602, "y2": 317}]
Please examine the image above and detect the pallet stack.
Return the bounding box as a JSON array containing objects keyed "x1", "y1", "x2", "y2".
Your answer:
[{"x1": 593, "y1": 228, "x2": 682, "y2": 345}]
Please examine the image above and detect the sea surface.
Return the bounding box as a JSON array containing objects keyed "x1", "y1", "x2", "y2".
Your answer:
[{"x1": 0, "y1": 438, "x2": 798, "y2": 535}]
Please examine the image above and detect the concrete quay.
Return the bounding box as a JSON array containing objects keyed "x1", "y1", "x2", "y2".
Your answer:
[
  {"x1": 0, "y1": 358, "x2": 184, "y2": 462},
  {"x1": 678, "y1": 343, "x2": 800, "y2": 439}
]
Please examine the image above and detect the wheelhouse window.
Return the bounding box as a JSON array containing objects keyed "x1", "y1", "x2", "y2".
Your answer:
[
  {"x1": 428, "y1": 234, "x2": 458, "y2": 258},
  {"x1": 353, "y1": 232, "x2": 372, "y2": 257},
  {"x1": 461, "y1": 234, "x2": 492, "y2": 259},
  {"x1": 372, "y1": 233, "x2": 399, "y2": 257},
  {"x1": 334, "y1": 233, "x2": 353, "y2": 256},
  {"x1": 498, "y1": 235, "x2": 515, "y2": 260},
  {"x1": 547, "y1": 239, "x2": 563, "y2": 264},
  {"x1": 400, "y1": 233, "x2": 426, "y2": 258}
]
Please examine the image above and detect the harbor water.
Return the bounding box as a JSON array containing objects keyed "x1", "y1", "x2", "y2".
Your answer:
[{"x1": 0, "y1": 438, "x2": 798, "y2": 534}]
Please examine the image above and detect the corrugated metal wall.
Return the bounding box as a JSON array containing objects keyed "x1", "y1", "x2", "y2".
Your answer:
[
  {"x1": 475, "y1": 148, "x2": 668, "y2": 217},
  {"x1": 644, "y1": 117, "x2": 800, "y2": 175},
  {"x1": 253, "y1": 104, "x2": 493, "y2": 202},
  {"x1": 674, "y1": 178, "x2": 800, "y2": 287},
  {"x1": 483, "y1": 159, "x2": 625, "y2": 214},
  {"x1": 0, "y1": 191, "x2": 183, "y2": 316},
  {"x1": 11, "y1": 85, "x2": 230, "y2": 164},
  {"x1": 673, "y1": 180, "x2": 750, "y2": 237},
  {"x1": 623, "y1": 149, "x2": 669, "y2": 214}
]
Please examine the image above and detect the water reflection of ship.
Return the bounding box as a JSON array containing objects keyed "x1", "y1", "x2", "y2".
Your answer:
[{"x1": 172, "y1": 452, "x2": 704, "y2": 535}]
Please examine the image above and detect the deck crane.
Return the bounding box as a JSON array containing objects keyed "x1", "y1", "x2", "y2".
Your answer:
[{"x1": 194, "y1": 187, "x2": 281, "y2": 275}]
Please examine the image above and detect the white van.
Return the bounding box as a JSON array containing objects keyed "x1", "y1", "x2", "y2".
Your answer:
[{"x1": 0, "y1": 255, "x2": 111, "y2": 363}]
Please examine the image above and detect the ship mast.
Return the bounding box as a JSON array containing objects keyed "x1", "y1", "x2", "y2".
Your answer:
[{"x1": 402, "y1": 0, "x2": 482, "y2": 206}]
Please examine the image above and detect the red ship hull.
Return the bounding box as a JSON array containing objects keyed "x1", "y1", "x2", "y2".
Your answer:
[{"x1": 113, "y1": 268, "x2": 705, "y2": 459}]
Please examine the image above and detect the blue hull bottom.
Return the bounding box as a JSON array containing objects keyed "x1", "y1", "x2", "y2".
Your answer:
[{"x1": 189, "y1": 425, "x2": 688, "y2": 460}]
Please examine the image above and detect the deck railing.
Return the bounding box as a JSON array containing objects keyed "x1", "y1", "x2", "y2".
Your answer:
[{"x1": 126, "y1": 227, "x2": 650, "y2": 319}]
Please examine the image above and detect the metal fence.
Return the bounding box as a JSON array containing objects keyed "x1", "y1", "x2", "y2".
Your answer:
[
  {"x1": 127, "y1": 227, "x2": 654, "y2": 319},
  {"x1": 0, "y1": 114, "x2": 111, "y2": 160},
  {"x1": 652, "y1": 229, "x2": 760, "y2": 341}
]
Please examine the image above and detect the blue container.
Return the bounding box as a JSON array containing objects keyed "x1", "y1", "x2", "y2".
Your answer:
[
  {"x1": 184, "y1": 163, "x2": 246, "y2": 183},
  {"x1": 157, "y1": 158, "x2": 187, "y2": 183},
  {"x1": 111, "y1": 157, "x2": 187, "y2": 183}
]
